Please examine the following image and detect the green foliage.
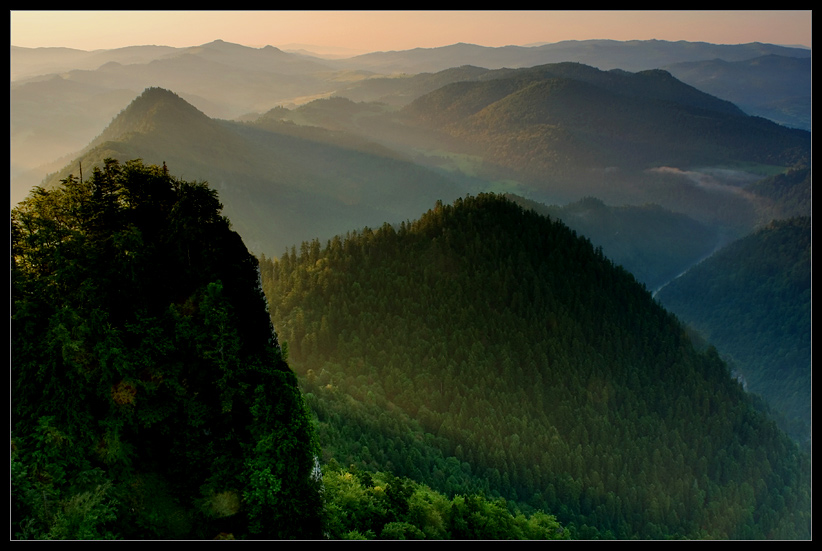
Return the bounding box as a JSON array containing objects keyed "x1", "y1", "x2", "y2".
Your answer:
[
  {"x1": 12, "y1": 159, "x2": 321, "y2": 539},
  {"x1": 320, "y1": 464, "x2": 568, "y2": 540},
  {"x1": 11, "y1": 420, "x2": 120, "y2": 540},
  {"x1": 261, "y1": 193, "x2": 811, "y2": 539}
]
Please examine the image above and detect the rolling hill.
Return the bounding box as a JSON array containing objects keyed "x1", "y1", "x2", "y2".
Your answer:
[
  {"x1": 38, "y1": 57, "x2": 809, "y2": 263},
  {"x1": 259, "y1": 62, "x2": 807, "y2": 236},
  {"x1": 398, "y1": 62, "x2": 809, "y2": 184}
]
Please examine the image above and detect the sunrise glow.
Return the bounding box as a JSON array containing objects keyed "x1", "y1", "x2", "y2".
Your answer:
[{"x1": 10, "y1": 10, "x2": 812, "y2": 53}]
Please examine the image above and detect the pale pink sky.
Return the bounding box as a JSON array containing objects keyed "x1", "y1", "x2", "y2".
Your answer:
[{"x1": 10, "y1": 10, "x2": 812, "y2": 53}]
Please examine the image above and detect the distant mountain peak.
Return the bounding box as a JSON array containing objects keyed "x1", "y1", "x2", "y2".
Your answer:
[
  {"x1": 91, "y1": 87, "x2": 211, "y2": 145},
  {"x1": 186, "y1": 39, "x2": 253, "y2": 54},
  {"x1": 200, "y1": 38, "x2": 231, "y2": 47},
  {"x1": 121, "y1": 86, "x2": 206, "y2": 120}
]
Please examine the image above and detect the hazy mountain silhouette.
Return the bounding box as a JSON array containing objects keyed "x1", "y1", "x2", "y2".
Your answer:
[
  {"x1": 12, "y1": 39, "x2": 810, "y2": 205},
  {"x1": 664, "y1": 54, "x2": 812, "y2": 130},
  {"x1": 38, "y1": 56, "x2": 809, "y2": 253},
  {"x1": 40, "y1": 87, "x2": 470, "y2": 256},
  {"x1": 328, "y1": 39, "x2": 811, "y2": 73},
  {"x1": 391, "y1": 62, "x2": 809, "y2": 223}
]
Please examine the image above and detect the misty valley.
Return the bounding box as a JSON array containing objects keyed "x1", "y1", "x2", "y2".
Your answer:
[{"x1": 10, "y1": 38, "x2": 811, "y2": 540}]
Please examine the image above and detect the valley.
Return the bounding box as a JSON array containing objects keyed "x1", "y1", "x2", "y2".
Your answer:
[{"x1": 10, "y1": 35, "x2": 811, "y2": 540}]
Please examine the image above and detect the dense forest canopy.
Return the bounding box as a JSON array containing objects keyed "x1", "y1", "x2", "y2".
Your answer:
[
  {"x1": 10, "y1": 160, "x2": 572, "y2": 540},
  {"x1": 11, "y1": 159, "x2": 323, "y2": 539},
  {"x1": 260, "y1": 193, "x2": 811, "y2": 539},
  {"x1": 318, "y1": 461, "x2": 568, "y2": 540}
]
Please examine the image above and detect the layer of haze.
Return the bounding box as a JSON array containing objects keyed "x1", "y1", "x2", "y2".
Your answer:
[{"x1": 10, "y1": 10, "x2": 812, "y2": 54}]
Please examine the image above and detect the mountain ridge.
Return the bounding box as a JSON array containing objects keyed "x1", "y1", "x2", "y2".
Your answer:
[
  {"x1": 12, "y1": 38, "x2": 810, "y2": 203},
  {"x1": 663, "y1": 54, "x2": 812, "y2": 130},
  {"x1": 44, "y1": 87, "x2": 471, "y2": 256},
  {"x1": 395, "y1": 62, "x2": 809, "y2": 203},
  {"x1": 40, "y1": 61, "x2": 807, "y2": 255},
  {"x1": 330, "y1": 38, "x2": 812, "y2": 73}
]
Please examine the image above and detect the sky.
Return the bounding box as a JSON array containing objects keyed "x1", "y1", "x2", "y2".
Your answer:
[{"x1": 10, "y1": 10, "x2": 812, "y2": 54}]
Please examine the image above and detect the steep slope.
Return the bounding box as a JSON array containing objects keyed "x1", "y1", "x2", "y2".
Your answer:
[
  {"x1": 11, "y1": 160, "x2": 322, "y2": 539},
  {"x1": 655, "y1": 217, "x2": 812, "y2": 449},
  {"x1": 43, "y1": 87, "x2": 469, "y2": 256},
  {"x1": 260, "y1": 193, "x2": 811, "y2": 539}
]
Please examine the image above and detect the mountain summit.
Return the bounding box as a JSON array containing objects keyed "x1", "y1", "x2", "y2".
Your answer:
[{"x1": 93, "y1": 87, "x2": 215, "y2": 145}]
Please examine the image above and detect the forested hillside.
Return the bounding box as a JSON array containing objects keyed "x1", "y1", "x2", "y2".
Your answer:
[
  {"x1": 656, "y1": 217, "x2": 812, "y2": 450},
  {"x1": 260, "y1": 193, "x2": 811, "y2": 539},
  {"x1": 399, "y1": 63, "x2": 810, "y2": 190},
  {"x1": 11, "y1": 161, "x2": 573, "y2": 540},
  {"x1": 11, "y1": 160, "x2": 323, "y2": 539}
]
